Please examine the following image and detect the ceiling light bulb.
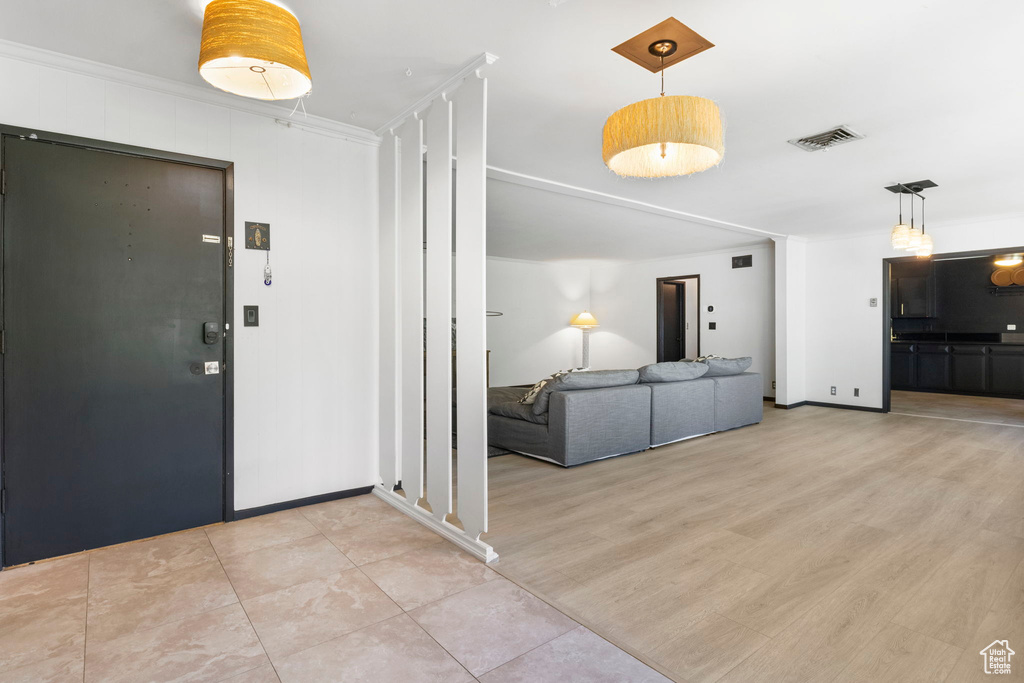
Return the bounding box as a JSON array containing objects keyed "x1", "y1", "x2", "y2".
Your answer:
[
  {"x1": 890, "y1": 223, "x2": 910, "y2": 249},
  {"x1": 914, "y1": 233, "x2": 933, "y2": 258},
  {"x1": 995, "y1": 254, "x2": 1024, "y2": 267}
]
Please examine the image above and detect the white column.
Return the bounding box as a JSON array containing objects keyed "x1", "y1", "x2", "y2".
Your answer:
[
  {"x1": 424, "y1": 96, "x2": 454, "y2": 521},
  {"x1": 774, "y1": 236, "x2": 807, "y2": 406},
  {"x1": 377, "y1": 131, "x2": 400, "y2": 490},
  {"x1": 398, "y1": 116, "x2": 424, "y2": 504},
  {"x1": 454, "y1": 73, "x2": 489, "y2": 543}
]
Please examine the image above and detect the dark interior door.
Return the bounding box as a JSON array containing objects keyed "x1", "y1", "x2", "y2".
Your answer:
[
  {"x1": 658, "y1": 282, "x2": 685, "y2": 362},
  {"x1": 2, "y1": 136, "x2": 226, "y2": 566}
]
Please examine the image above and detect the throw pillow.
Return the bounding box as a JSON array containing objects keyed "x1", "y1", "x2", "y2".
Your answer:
[
  {"x1": 638, "y1": 361, "x2": 710, "y2": 383},
  {"x1": 700, "y1": 356, "x2": 753, "y2": 376},
  {"x1": 519, "y1": 368, "x2": 586, "y2": 405}
]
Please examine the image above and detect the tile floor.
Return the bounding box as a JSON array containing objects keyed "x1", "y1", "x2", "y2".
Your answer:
[{"x1": 0, "y1": 493, "x2": 668, "y2": 682}]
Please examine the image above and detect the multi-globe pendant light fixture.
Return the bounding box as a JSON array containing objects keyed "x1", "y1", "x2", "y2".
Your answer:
[
  {"x1": 199, "y1": 0, "x2": 312, "y2": 101},
  {"x1": 603, "y1": 19, "x2": 724, "y2": 178},
  {"x1": 886, "y1": 181, "x2": 936, "y2": 258}
]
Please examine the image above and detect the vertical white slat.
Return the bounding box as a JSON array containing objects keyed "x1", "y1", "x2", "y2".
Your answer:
[
  {"x1": 377, "y1": 131, "x2": 400, "y2": 490},
  {"x1": 424, "y1": 96, "x2": 454, "y2": 521},
  {"x1": 398, "y1": 116, "x2": 425, "y2": 505},
  {"x1": 454, "y1": 74, "x2": 489, "y2": 540}
]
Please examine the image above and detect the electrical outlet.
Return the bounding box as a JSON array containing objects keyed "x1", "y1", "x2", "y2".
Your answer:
[
  {"x1": 830, "y1": 386, "x2": 837, "y2": 396},
  {"x1": 772, "y1": 380, "x2": 776, "y2": 390},
  {"x1": 869, "y1": 298, "x2": 878, "y2": 307},
  {"x1": 854, "y1": 388, "x2": 860, "y2": 397}
]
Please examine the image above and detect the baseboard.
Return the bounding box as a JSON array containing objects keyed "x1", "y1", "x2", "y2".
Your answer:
[
  {"x1": 234, "y1": 485, "x2": 374, "y2": 520},
  {"x1": 775, "y1": 400, "x2": 884, "y2": 414},
  {"x1": 372, "y1": 486, "x2": 498, "y2": 563}
]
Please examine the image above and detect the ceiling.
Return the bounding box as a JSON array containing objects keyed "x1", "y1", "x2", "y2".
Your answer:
[{"x1": 3, "y1": 0, "x2": 1022, "y2": 261}]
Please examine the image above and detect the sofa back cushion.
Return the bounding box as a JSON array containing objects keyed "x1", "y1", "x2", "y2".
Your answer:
[
  {"x1": 701, "y1": 356, "x2": 753, "y2": 376},
  {"x1": 638, "y1": 361, "x2": 709, "y2": 383},
  {"x1": 532, "y1": 369, "x2": 640, "y2": 415}
]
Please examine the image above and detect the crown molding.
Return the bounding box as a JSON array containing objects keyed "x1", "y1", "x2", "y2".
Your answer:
[
  {"x1": 0, "y1": 39, "x2": 381, "y2": 146},
  {"x1": 486, "y1": 166, "x2": 786, "y2": 240},
  {"x1": 375, "y1": 52, "x2": 499, "y2": 136}
]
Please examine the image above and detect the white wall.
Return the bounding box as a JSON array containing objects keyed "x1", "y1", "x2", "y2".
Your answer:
[
  {"x1": 589, "y1": 243, "x2": 776, "y2": 397},
  {"x1": 486, "y1": 257, "x2": 590, "y2": 386},
  {"x1": 0, "y1": 49, "x2": 380, "y2": 510},
  {"x1": 803, "y1": 215, "x2": 1024, "y2": 409}
]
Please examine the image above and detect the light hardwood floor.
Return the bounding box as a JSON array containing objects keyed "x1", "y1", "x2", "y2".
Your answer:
[
  {"x1": 891, "y1": 389, "x2": 1024, "y2": 427},
  {"x1": 484, "y1": 403, "x2": 1024, "y2": 683}
]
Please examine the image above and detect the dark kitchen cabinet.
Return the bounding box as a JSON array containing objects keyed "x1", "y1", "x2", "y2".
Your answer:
[
  {"x1": 891, "y1": 343, "x2": 916, "y2": 389},
  {"x1": 989, "y1": 346, "x2": 1024, "y2": 396},
  {"x1": 891, "y1": 342, "x2": 1024, "y2": 398},
  {"x1": 951, "y1": 345, "x2": 987, "y2": 393},
  {"x1": 916, "y1": 344, "x2": 951, "y2": 390},
  {"x1": 890, "y1": 261, "x2": 935, "y2": 319}
]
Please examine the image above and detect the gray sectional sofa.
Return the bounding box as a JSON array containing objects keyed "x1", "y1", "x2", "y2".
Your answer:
[{"x1": 488, "y1": 362, "x2": 763, "y2": 467}]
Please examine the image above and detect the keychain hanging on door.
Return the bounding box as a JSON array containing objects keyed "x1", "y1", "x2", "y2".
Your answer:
[{"x1": 264, "y1": 251, "x2": 272, "y2": 286}]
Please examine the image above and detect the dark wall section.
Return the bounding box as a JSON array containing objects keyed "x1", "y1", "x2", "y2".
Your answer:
[{"x1": 892, "y1": 257, "x2": 1024, "y2": 334}]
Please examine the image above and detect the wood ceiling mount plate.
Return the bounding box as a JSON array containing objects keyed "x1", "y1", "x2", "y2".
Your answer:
[{"x1": 612, "y1": 17, "x2": 715, "y2": 73}]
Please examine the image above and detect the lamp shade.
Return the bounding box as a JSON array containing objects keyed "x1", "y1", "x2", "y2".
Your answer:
[
  {"x1": 914, "y1": 233, "x2": 933, "y2": 258},
  {"x1": 995, "y1": 254, "x2": 1024, "y2": 267},
  {"x1": 905, "y1": 225, "x2": 922, "y2": 250},
  {"x1": 569, "y1": 311, "x2": 599, "y2": 328},
  {"x1": 199, "y1": 0, "x2": 312, "y2": 100},
  {"x1": 603, "y1": 96, "x2": 724, "y2": 178},
  {"x1": 890, "y1": 223, "x2": 910, "y2": 249}
]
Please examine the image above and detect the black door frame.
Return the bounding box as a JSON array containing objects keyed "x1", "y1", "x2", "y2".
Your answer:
[
  {"x1": 0, "y1": 124, "x2": 235, "y2": 567},
  {"x1": 880, "y1": 244, "x2": 1024, "y2": 414},
  {"x1": 656, "y1": 274, "x2": 701, "y2": 361}
]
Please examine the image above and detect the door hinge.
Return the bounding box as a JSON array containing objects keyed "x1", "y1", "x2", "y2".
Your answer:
[{"x1": 1, "y1": 168, "x2": 6, "y2": 195}]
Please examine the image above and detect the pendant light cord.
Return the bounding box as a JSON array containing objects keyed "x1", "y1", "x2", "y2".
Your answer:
[
  {"x1": 898, "y1": 191, "x2": 903, "y2": 224},
  {"x1": 660, "y1": 54, "x2": 665, "y2": 96},
  {"x1": 921, "y1": 196, "x2": 925, "y2": 234}
]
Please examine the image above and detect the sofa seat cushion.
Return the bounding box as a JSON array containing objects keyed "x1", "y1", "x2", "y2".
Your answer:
[
  {"x1": 701, "y1": 356, "x2": 753, "y2": 376},
  {"x1": 638, "y1": 360, "x2": 710, "y2": 383},
  {"x1": 532, "y1": 369, "x2": 640, "y2": 415}
]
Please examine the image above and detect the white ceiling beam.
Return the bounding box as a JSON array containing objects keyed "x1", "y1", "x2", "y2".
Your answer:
[{"x1": 486, "y1": 166, "x2": 786, "y2": 239}]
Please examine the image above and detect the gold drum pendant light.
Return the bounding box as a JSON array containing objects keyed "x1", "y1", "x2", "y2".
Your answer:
[
  {"x1": 603, "y1": 95, "x2": 724, "y2": 178},
  {"x1": 199, "y1": 0, "x2": 312, "y2": 100},
  {"x1": 604, "y1": 27, "x2": 724, "y2": 178}
]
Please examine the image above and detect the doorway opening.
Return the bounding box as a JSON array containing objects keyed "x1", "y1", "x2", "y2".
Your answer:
[
  {"x1": 882, "y1": 246, "x2": 1024, "y2": 426},
  {"x1": 0, "y1": 126, "x2": 234, "y2": 567},
  {"x1": 656, "y1": 275, "x2": 700, "y2": 362}
]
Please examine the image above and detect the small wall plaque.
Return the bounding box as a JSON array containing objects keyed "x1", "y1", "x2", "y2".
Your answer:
[
  {"x1": 245, "y1": 222, "x2": 270, "y2": 251},
  {"x1": 732, "y1": 254, "x2": 753, "y2": 269}
]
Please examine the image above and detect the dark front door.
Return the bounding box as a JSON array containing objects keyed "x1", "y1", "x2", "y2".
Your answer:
[
  {"x1": 658, "y1": 282, "x2": 685, "y2": 362},
  {"x1": 2, "y1": 136, "x2": 227, "y2": 566}
]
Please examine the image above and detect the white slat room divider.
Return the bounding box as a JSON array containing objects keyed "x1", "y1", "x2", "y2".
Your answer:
[
  {"x1": 377, "y1": 132, "x2": 400, "y2": 491},
  {"x1": 375, "y1": 54, "x2": 498, "y2": 563},
  {"x1": 424, "y1": 96, "x2": 454, "y2": 521},
  {"x1": 397, "y1": 115, "x2": 425, "y2": 505},
  {"x1": 453, "y1": 75, "x2": 489, "y2": 542}
]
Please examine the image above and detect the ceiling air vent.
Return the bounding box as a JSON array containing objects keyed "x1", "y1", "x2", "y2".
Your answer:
[{"x1": 788, "y1": 125, "x2": 864, "y2": 152}]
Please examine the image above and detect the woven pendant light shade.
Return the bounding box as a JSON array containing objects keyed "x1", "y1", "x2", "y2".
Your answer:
[
  {"x1": 603, "y1": 95, "x2": 724, "y2": 178},
  {"x1": 199, "y1": 0, "x2": 311, "y2": 100}
]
